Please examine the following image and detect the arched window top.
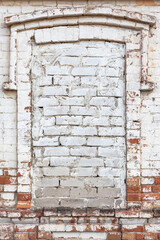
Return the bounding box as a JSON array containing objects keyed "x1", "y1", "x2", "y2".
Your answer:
[{"x1": 5, "y1": 7, "x2": 155, "y2": 27}]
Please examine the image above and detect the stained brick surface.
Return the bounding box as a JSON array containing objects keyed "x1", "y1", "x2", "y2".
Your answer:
[{"x1": 0, "y1": 0, "x2": 160, "y2": 239}]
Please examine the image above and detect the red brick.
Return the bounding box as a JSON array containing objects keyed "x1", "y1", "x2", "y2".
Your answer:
[
  {"x1": 0, "y1": 176, "x2": 12, "y2": 184},
  {"x1": 155, "y1": 177, "x2": 160, "y2": 185},
  {"x1": 14, "y1": 225, "x2": 36, "y2": 232},
  {"x1": 127, "y1": 193, "x2": 141, "y2": 201},
  {"x1": 122, "y1": 225, "x2": 144, "y2": 232},
  {"x1": 38, "y1": 232, "x2": 51, "y2": 239},
  {"x1": 128, "y1": 138, "x2": 140, "y2": 144},
  {"x1": 152, "y1": 185, "x2": 160, "y2": 192},
  {"x1": 108, "y1": 232, "x2": 121, "y2": 240},
  {"x1": 145, "y1": 233, "x2": 157, "y2": 240},
  {"x1": 127, "y1": 186, "x2": 141, "y2": 193},
  {"x1": 29, "y1": 232, "x2": 37, "y2": 240},
  {"x1": 136, "y1": 233, "x2": 144, "y2": 239},
  {"x1": 17, "y1": 193, "x2": 31, "y2": 201},
  {"x1": 122, "y1": 233, "x2": 136, "y2": 240},
  {"x1": 17, "y1": 201, "x2": 31, "y2": 209}
]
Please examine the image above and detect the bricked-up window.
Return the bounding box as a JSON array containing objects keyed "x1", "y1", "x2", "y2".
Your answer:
[
  {"x1": 4, "y1": 8, "x2": 155, "y2": 210},
  {"x1": 32, "y1": 41, "x2": 126, "y2": 208}
]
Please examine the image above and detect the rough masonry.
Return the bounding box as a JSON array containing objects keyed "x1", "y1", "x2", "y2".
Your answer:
[{"x1": 0, "y1": 1, "x2": 160, "y2": 239}]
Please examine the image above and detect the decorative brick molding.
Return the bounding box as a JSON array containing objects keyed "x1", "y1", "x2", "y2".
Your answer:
[{"x1": 3, "y1": 7, "x2": 155, "y2": 91}]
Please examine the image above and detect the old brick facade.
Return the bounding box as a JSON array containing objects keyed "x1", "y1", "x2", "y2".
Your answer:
[{"x1": 1, "y1": 0, "x2": 160, "y2": 239}]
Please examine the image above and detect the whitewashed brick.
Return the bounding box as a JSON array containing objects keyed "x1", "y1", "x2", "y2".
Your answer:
[
  {"x1": 59, "y1": 56, "x2": 81, "y2": 66},
  {"x1": 46, "y1": 66, "x2": 71, "y2": 75},
  {"x1": 44, "y1": 147, "x2": 69, "y2": 156},
  {"x1": 61, "y1": 178, "x2": 84, "y2": 187},
  {"x1": 70, "y1": 106, "x2": 98, "y2": 116},
  {"x1": 98, "y1": 127, "x2": 125, "y2": 136},
  {"x1": 71, "y1": 168, "x2": 97, "y2": 177},
  {"x1": 49, "y1": 157, "x2": 77, "y2": 167},
  {"x1": 22, "y1": 29, "x2": 126, "y2": 209},
  {"x1": 72, "y1": 67, "x2": 97, "y2": 76},
  {"x1": 41, "y1": 178, "x2": 59, "y2": 187},
  {"x1": 44, "y1": 106, "x2": 70, "y2": 116},
  {"x1": 60, "y1": 137, "x2": 86, "y2": 146},
  {"x1": 98, "y1": 147, "x2": 125, "y2": 158},
  {"x1": 43, "y1": 86, "x2": 68, "y2": 96},
  {"x1": 78, "y1": 158, "x2": 104, "y2": 167},
  {"x1": 70, "y1": 88, "x2": 96, "y2": 96},
  {"x1": 56, "y1": 116, "x2": 82, "y2": 125},
  {"x1": 44, "y1": 126, "x2": 70, "y2": 135},
  {"x1": 33, "y1": 137, "x2": 59, "y2": 146},
  {"x1": 36, "y1": 97, "x2": 58, "y2": 107},
  {"x1": 87, "y1": 137, "x2": 115, "y2": 146},
  {"x1": 59, "y1": 97, "x2": 84, "y2": 106},
  {"x1": 70, "y1": 147, "x2": 97, "y2": 156},
  {"x1": 83, "y1": 117, "x2": 109, "y2": 126},
  {"x1": 43, "y1": 167, "x2": 70, "y2": 176},
  {"x1": 71, "y1": 127, "x2": 97, "y2": 136}
]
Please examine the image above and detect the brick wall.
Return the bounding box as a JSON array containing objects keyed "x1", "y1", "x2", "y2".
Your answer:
[{"x1": 0, "y1": 0, "x2": 160, "y2": 239}]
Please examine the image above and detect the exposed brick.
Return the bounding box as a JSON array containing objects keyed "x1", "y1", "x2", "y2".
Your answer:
[
  {"x1": 17, "y1": 194, "x2": 31, "y2": 201},
  {"x1": 122, "y1": 233, "x2": 136, "y2": 240},
  {"x1": 0, "y1": 176, "x2": 12, "y2": 185},
  {"x1": 152, "y1": 185, "x2": 160, "y2": 193},
  {"x1": 108, "y1": 232, "x2": 121, "y2": 240},
  {"x1": 127, "y1": 186, "x2": 141, "y2": 193},
  {"x1": 136, "y1": 233, "x2": 144, "y2": 240},
  {"x1": 122, "y1": 225, "x2": 144, "y2": 233},
  {"x1": 127, "y1": 194, "x2": 141, "y2": 201},
  {"x1": 155, "y1": 177, "x2": 160, "y2": 185},
  {"x1": 29, "y1": 232, "x2": 37, "y2": 240},
  {"x1": 38, "y1": 231, "x2": 52, "y2": 239},
  {"x1": 145, "y1": 233, "x2": 158, "y2": 240},
  {"x1": 17, "y1": 201, "x2": 31, "y2": 209}
]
